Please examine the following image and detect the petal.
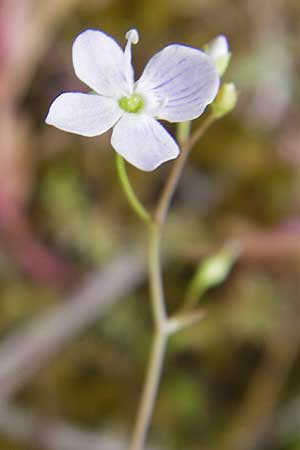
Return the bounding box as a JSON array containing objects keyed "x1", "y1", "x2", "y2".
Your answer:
[
  {"x1": 45, "y1": 93, "x2": 122, "y2": 137},
  {"x1": 111, "y1": 114, "x2": 179, "y2": 171},
  {"x1": 72, "y1": 29, "x2": 132, "y2": 97},
  {"x1": 136, "y1": 44, "x2": 220, "y2": 122}
]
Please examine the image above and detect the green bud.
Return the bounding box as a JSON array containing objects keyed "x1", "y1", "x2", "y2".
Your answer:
[
  {"x1": 204, "y1": 35, "x2": 231, "y2": 77},
  {"x1": 184, "y1": 242, "x2": 241, "y2": 308},
  {"x1": 211, "y1": 83, "x2": 238, "y2": 118},
  {"x1": 197, "y1": 245, "x2": 239, "y2": 287}
]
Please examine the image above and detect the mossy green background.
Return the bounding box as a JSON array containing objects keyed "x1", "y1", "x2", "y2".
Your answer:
[{"x1": 1, "y1": 0, "x2": 300, "y2": 449}]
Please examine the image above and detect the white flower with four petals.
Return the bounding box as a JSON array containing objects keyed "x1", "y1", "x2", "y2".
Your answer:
[{"x1": 46, "y1": 28, "x2": 220, "y2": 171}]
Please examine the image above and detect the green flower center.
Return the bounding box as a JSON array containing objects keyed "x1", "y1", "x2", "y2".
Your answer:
[{"x1": 119, "y1": 93, "x2": 144, "y2": 113}]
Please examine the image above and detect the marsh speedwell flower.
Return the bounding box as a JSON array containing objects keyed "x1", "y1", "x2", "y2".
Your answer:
[{"x1": 46, "y1": 29, "x2": 220, "y2": 171}]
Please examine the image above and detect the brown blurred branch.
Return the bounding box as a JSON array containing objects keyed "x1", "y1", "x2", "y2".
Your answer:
[
  {"x1": 184, "y1": 220, "x2": 300, "y2": 270},
  {"x1": 0, "y1": 250, "x2": 146, "y2": 402},
  {"x1": 0, "y1": 403, "x2": 160, "y2": 450}
]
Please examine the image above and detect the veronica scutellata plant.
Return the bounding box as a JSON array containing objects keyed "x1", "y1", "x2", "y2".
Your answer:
[{"x1": 46, "y1": 27, "x2": 237, "y2": 450}]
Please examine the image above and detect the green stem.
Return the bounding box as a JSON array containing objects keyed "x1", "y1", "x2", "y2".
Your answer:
[
  {"x1": 148, "y1": 223, "x2": 167, "y2": 327},
  {"x1": 181, "y1": 284, "x2": 206, "y2": 312},
  {"x1": 167, "y1": 309, "x2": 206, "y2": 333},
  {"x1": 128, "y1": 223, "x2": 167, "y2": 450},
  {"x1": 128, "y1": 112, "x2": 217, "y2": 450},
  {"x1": 129, "y1": 330, "x2": 168, "y2": 450},
  {"x1": 115, "y1": 153, "x2": 151, "y2": 223},
  {"x1": 177, "y1": 121, "x2": 191, "y2": 146},
  {"x1": 155, "y1": 112, "x2": 215, "y2": 226}
]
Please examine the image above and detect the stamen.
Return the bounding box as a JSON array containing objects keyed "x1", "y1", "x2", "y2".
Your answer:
[{"x1": 124, "y1": 29, "x2": 139, "y2": 92}]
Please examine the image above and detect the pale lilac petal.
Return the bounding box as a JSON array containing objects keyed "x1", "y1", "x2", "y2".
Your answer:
[
  {"x1": 136, "y1": 44, "x2": 220, "y2": 122},
  {"x1": 111, "y1": 114, "x2": 179, "y2": 171},
  {"x1": 72, "y1": 29, "x2": 132, "y2": 97},
  {"x1": 45, "y1": 93, "x2": 122, "y2": 137}
]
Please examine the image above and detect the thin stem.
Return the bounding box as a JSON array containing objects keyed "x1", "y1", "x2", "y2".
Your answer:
[
  {"x1": 148, "y1": 224, "x2": 167, "y2": 327},
  {"x1": 177, "y1": 121, "x2": 191, "y2": 146},
  {"x1": 128, "y1": 223, "x2": 167, "y2": 450},
  {"x1": 167, "y1": 309, "x2": 207, "y2": 334},
  {"x1": 128, "y1": 111, "x2": 216, "y2": 450},
  {"x1": 129, "y1": 330, "x2": 168, "y2": 450},
  {"x1": 182, "y1": 283, "x2": 206, "y2": 312},
  {"x1": 185, "y1": 111, "x2": 216, "y2": 152},
  {"x1": 115, "y1": 153, "x2": 151, "y2": 223},
  {"x1": 155, "y1": 112, "x2": 215, "y2": 226}
]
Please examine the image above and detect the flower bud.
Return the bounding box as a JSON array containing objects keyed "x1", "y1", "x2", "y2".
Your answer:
[
  {"x1": 185, "y1": 242, "x2": 241, "y2": 307},
  {"x1": 211, "y1": 83, "x2": 238, "y2": 118},
  {"x1": 197, "y1": 244, "x2": 239, "y2": 289},
  {"x1": 204, "y1": 35, "x2": 231, "y2": 76}
]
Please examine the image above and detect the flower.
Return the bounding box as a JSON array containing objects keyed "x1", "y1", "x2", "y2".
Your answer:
[
  {"x1": 204, "y1": 35, "x2": 230, "y2": 76},
  {"x1": 46, "y1": 28, "x2": 219, "y2": 171}
]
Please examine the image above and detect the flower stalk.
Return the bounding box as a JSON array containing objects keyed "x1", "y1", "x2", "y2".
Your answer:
[
  {"x1": 129, "y1": 329, "x2": 168, "y2": 450},
  {"x1": 126, "y1": 111, "x2": 219, "y2": 450},
  {"x1": 148, "y1": 223, "x2": 167, "y2": 327},
  {"x1": 115, "y1": 153, "x2": 151, "y2": 223},
  {"x1": 155, "y1": 111, "x2": 216, "y2": 226}
]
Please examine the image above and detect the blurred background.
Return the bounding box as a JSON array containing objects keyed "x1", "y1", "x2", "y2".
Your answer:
[{"x1": 0, "y1": 0, "x2": 300, "y2": 449}]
